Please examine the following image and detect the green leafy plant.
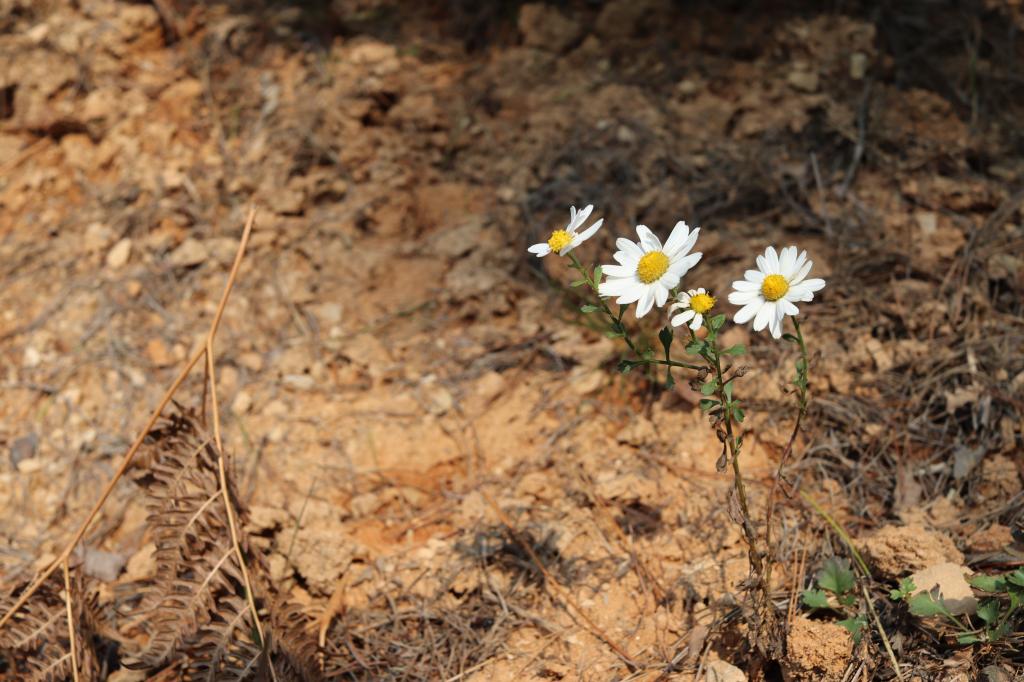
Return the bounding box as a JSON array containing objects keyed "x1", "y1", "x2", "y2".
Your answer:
[
  {"x1": 801, "y1": 557, "x2": 868, "y2": 642},
  {"x1": 889, "y1": 568, "x2": 1024, "y2": 645}
]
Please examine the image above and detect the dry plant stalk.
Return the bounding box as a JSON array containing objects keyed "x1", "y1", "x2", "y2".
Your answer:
[{"x1": 0, "y1": 207, "x2": 255, "y2": 635}]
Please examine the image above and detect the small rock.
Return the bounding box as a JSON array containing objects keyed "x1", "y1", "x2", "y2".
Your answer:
[
  {"x1": 238, "y1": 351, "x2": 264, "y2": 373},
  {"x1": 496, "y1": 187, "x2": 516, "y2": 203},
  {"x1": 426, "y1": 385, "x2": 454, "y2": 415},
  {"x1": 909, "y1": 562, "x2": 977, "y2": 616},
  {"x1": 677, "y1": 79, "x2": 700, "y2": 96},
  {"x1": 232, "y1": 390, "x2": 253, "y2": 414},
  {"x1": 22, "y1": 346, "x2": 42, "y2": 367},
  {"x1": 106, "y1": 238, "x2": 132, "y2": 269},
  {"x1": 474, "y1": 371, "x2": 506, "y2": 406},
  {"x1": 570, "y1": 368, "x2": 605, "y2": 396},
  {"x1": 283, "y1": 374, "x2": 316, "y2": 391},
  {"x1": 850, "y1": 52, "x2": 868, "y2": 80},
  {"x1": 145, "y1": 338, "x2": 173, "y2": 367},
  {"x1": 787, "y1": 69, "x2": 820, "y2": 93},
  {"x1": 168, "y1": 238, "x2": 208, "y2": 267},
  {"x1": 264, "y1": 399, "x2": 288, "y2": 417},
  {"x1": 82, "y1": 548, "x2": 126, "y2": 582},
  {"x1": 9, "y1": 432, "x2": 39, "y2": 468},
  {"x1": 268, "y1": 187, "x2": 305, "y2": 215},
  {"x1": 706, "y1": 659, "x2": 747, "y2": 682},
  {"x1": 122, "y1": 543, "x2": 156, "y2": 582},
  {"x1": 84, "y1": 222, "x2": 114, "y2": 251},
  {"x1": 915, "y1": 211, "x2": 938, "y2": 234},
  {"x1": 518, "y1": 3, "x2": 582, "y2": 52}
]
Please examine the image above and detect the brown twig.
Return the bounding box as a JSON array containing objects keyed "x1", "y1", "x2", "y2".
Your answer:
[
  {"x1": 0, "y1": 205, "x2": 258, "y2": 632},
  {"x1": 61, "y1": 559, "x2": 80, "y2": 682},
  {"x1": 200, "y1": 210, "x2": 274, "y2": 678}
]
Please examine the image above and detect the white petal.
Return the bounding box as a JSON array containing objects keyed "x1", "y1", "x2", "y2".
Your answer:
[
  {"x1": 734, "y1": 301, "x2": 761, "y2": 324},
  {"x1": 768, "y1": 315, "x2": 783, "y2": 339},
  {"x1": 599, "y1": 278, "x2": 637, "y2": 298},
  {"x1": 689, "y1": 314, "x2": 703, "y2": 331},
  {"x1": 568, "y1": 204, "x2": 594, "y2": 232},
  {"x1": 528, "y1": 243, "x2": 551, "y2": 256},
  {"x1": 753, "y1": 301, "x2": 775, "y2": 332},
  {"x1": 668, "y1": 251, "x2": 702, "y2": 278},
  {"x1": 791, "y1": 259, "x2": 813, "y2": 285},
  {"x1": 766, "y1": 246, "x2": 780, "y2": 272},
  {"x1": 780, "y1": 246, "x2": 797, "y2": 278},
  {"x1": 635, "y1": 286, "x2": 656, "y2": 318},
  {"x1": 728, "y1": 290, "x2": 760, "y2": 305},
  {"x1": 744, "y1": 269, "x2": 765, "y2": 283},
  {"x1": 654, "y1": 283, "x2": 669, "y2": 308},
  {"x1": 663, "y1": 221, "x2": 688, "y2": 254},
  {"x1": 787, "y1": 278, "x2": 826, "y2": 301},
  {"x1": 660, "y1": 271, "x2": 681, "y2": 290},
  {"x1": 616, "y1": 238, "x2": 644, "y2": 261},
  {"x1": 756, "y1": 253, "x2": 769, "y2": 274},
  {"x1": 694, "y1": 288, "x2": 705, "y2": 295},
  {"x1": 635, "y1": 225, "x2": 662, "y2": 252},
  {"x1": 602, "y1": 264, "x2": 633, "y2": 278},
  {"x1": 779, "y1": 298, "x2": 799, "y2": 316},
  {"x1": 574, "y1": 218, "x2": 603, "y2": 244},
  {"x1": 732, "y1": 280, "x2": 760, "y2": 292},
  {"x1": 675, "y1": 226, "x2": 700, "y2": 259}
]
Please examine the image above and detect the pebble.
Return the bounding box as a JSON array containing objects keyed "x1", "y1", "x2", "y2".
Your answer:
[{"x1": 106, "y1": 238, "x2": 132, "y2": 269}]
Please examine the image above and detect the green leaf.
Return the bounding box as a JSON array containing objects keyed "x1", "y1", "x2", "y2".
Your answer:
[
  {"x1": 700, "y1": 380, "x2": 717, "y2": 396},
  {"x1": 592, "y1": 265, "x2": 602, "y2": 286},
  {"x1": 782, "y1": 333, "x2": 799, "y2": 343},
  {"x1": 699, "y1": 399, "x2": 719, "y2": 412},
  {"x1": 817, "y1": 558, "x2": 856, "y2": 596},
  {"x1": 723, "y1": 381, "x2": 734, "y2": 402},
  {"x1": 709, "y1": 314, "x2": 726, "y2": 331},
  {"x1": 795, "y1": 357, "x2": 807, "y2": 372},
  {"x1": 722, "y1": 344, "x2": 746, "y2": 356},
  {"x1": 969, "y1": 574, "x2": 1005, "y2": 593},
  {"x1": 605, "y1": 331, "x2": 625, "y2": 339},
  {"x1": 890, "y1": 577, "x2": 916, "y2": 602},
  {"x1": 617, "y1": 360, "x2": 635, "y2": 374},
  {"x1": 580, "y1": 304, "x2": 598, "y2": 313},
  {"x1": 658, "y1": 326, "x2": 674, "y2": 356},
  {"x1": 685, "y1": 340, "x2": 705, "y2": 355},
  {"x1": 977, "y1": 599, "x2": 1000, "y2": 625},
  {"x1": 837, "y1": 617, "x2": 868, "y2": 644},
  {"x1": 956, "y1": 633, "x2": 983, "y2": 645},
  {"x1": 908, "y1": 590, "x2": 954, "y2": 618},
  {"x1": 801, "y1": 589, "x2": 831, "y2": 609},
  {"x1": 733, "y1": 407, "x2": 745, "y2": 423},
  {"x1": 1007, "y1": 568, "x2": 1024, "y2": 588},
  {"x1": 570, "y1": 278, "x2": 587, "y2": 288}
]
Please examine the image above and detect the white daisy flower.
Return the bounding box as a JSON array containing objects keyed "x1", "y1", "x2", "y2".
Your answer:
[
  {"x1": 669, "y1": 288, "x2": 716, "y2": 331},
  {"x1": 527, "y1": 204, "x2": 604, "y2": 258},
  {"x1": 728, "y1": 245, "x2": 826, "y2": 339},
  {"x1": 597, "y1": 221, "x2": 702, "y2": 318}
]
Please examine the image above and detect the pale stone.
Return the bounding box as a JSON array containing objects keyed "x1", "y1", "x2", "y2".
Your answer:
[
  {"x1": 106, "y1": 238, "x2": 132, "y2": 269},
  {"x1": 909, "y1": 562, "x2": 978, "y2": 616},
  {"x1": 167, "y1": 238, "x2": 208, "y2": 267}
]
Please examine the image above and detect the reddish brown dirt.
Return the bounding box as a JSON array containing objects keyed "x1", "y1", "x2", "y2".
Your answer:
[{"x1": 2, "y1": 1, "x2": 1023, "y2": 679}]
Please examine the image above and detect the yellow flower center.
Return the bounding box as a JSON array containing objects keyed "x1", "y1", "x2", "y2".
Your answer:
[
  {"x1": 690, "y1": 292, "x2": 715, "y2": 314},
  {"x1": 636, "y1": 251, "x2": 669, "y2": 284},
  {"x1": 761, "y1": 274, "x2": 790, "y2": 301},
  {"x1": 547, "y1": 230, "x2": 572, "y2": 254}
]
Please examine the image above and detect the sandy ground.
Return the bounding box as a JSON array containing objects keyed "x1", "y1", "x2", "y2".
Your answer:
[{"x1": 2, "y1": 1, "x2": 1024, "y2": 680}]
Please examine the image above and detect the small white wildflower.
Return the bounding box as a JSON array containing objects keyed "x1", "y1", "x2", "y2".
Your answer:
[
  {"x1": 728, "y1": 245, "x2": 826, "y2": 339},
  {"x1": 669, "y1": 288, "x2": 716, "y2": 331},
  {"x1": 597, "y1": 221, "x2": 702, "y2": 319},
  {"x1": 527, "y1": 204, "x2": 604, "y2": 258}
]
